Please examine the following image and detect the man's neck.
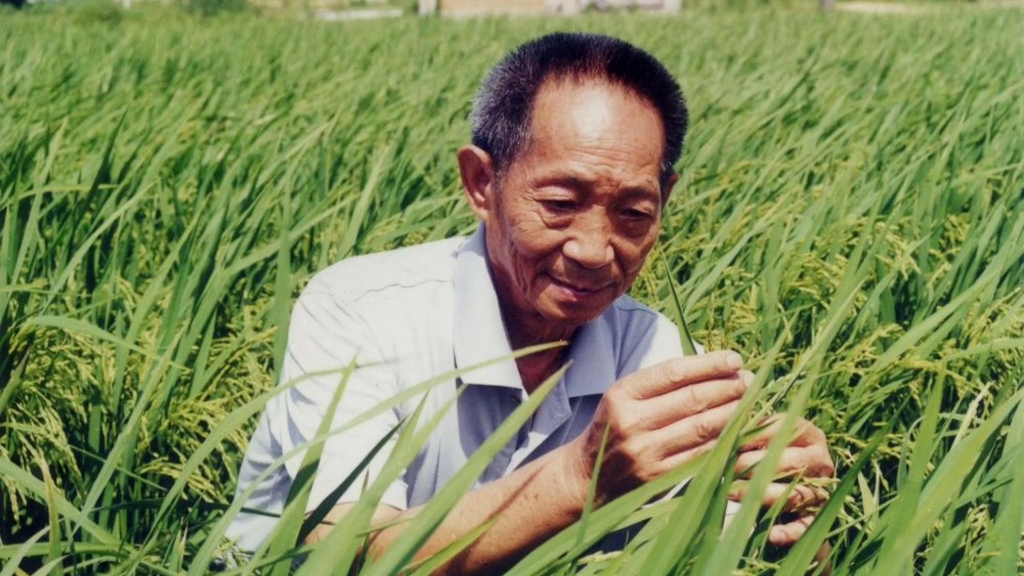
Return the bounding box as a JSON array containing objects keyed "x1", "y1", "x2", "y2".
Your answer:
[
  {"x1": 516, "y1": 349, "x2": 569, "y2": 395},
  {"x1": 499, "y1": 304, "x2": 575, "y2": 395},
  {"x1": 484, "y1": 254, "x2": 577, "y2": 393}
]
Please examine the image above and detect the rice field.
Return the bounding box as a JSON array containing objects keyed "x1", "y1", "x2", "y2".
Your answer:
[{"x1": 1, "y1": 4, "x2": 1023, "y2": 575}]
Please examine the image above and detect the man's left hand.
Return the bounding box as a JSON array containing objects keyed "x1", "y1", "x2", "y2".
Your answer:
[{"x1": 730, "y1": 417, "x2": 834, "y2": 546}]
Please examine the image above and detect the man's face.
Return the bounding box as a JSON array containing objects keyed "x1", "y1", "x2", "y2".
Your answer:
[{"x1": 477, "y1": 78, "x2": 673, "y2": 337}]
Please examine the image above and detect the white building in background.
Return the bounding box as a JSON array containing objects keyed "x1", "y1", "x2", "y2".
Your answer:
[{"x1": 418, "y1": 0, "x2": 682, "y2": 16}]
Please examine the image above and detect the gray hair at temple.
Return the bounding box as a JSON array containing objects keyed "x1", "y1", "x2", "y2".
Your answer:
[{"x1": 469, "y1": 32, "x2": 688, "y2": 192}]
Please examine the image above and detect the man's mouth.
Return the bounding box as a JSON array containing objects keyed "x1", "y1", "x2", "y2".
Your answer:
[{"x1": 546, "y1": 274, "x2": 612, "y2": 296}]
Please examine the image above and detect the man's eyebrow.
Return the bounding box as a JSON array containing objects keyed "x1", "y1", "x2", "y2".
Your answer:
[
  {"x1": 619, "y1": 186, "x2": 661, "y2": 204},
  {"x1": 534, "y1": 173, "x2": 594, "y2": 191}
]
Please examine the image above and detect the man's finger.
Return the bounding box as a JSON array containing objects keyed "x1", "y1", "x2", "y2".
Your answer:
[
  {"x1": 652, "y1": 399, "x2": 743, "y2": 456},
  {"x1": 767, "y1": 514, "x2": 815, "y2": 546},
  {"x1": 728, "y1": 481, "x2": 828, "y2": 514},
  {"x1": 738, "y1": 416, "x2": 826, "y2": 452},
  {"x1": 644, "y1": 374, "x2": 750, "y2": 429},
  {"x1": 626, "y1": 351, "x2": 745, "y2": 400},
  {"x1": 735, "y1": 446, "x2": 835, "y2": 479}
]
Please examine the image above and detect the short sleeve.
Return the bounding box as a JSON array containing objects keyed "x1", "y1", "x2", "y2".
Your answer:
[{"x1": 275, "y1": 288, "x2": 409, "y2": 513}]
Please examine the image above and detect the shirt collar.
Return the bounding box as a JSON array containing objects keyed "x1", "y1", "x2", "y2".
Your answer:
[
  {"x1": 453, "y1": 225, "x2": 617, "y2": 398},
  {"x1": 453, "y1": 225, "x2": 522, "y2": 390}
]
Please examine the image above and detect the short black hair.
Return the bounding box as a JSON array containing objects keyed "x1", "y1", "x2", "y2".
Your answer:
[{"x1": 470, "y1": 32, "x2": 688, "y2": 190}]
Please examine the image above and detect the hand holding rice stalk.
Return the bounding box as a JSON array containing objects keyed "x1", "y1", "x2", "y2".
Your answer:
[{"x1": 657, "y1": 244, "x2": 834, "y2": 545}]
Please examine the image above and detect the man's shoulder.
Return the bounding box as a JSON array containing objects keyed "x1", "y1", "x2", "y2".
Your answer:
[
  {"x1": 303, "y1": 236, "x2": 465, "y2": 302},
  {"x1": 607, "y1": 294, "x2": 671, "y2": 325},
  {"x1": 603, "y1": 294, "x2": 686, "y2": 353},
  {"x1": 606, "y1": 294, "x2": 702, "y2": 357}
]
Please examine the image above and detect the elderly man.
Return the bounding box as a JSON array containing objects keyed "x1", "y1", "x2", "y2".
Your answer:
[{"x1": 228, "y1": 32, "x2": 833, "y2": 572}]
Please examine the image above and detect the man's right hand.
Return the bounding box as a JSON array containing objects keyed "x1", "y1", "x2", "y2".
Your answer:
[{"x1": 564, "y1": 350, "x2": 751, "y2": 505}]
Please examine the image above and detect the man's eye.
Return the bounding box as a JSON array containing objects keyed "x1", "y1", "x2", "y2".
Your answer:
[
  {"x1": 541, "y1": 200, "x2": 577, "y2": 212},
  {"x1": 622, "y1": 208, "x2": 654, "y2": 221}
]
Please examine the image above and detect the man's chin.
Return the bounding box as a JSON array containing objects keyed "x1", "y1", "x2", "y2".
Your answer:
[{"x1": 538, "y1": 299, "x2": 614, "y2": 328}]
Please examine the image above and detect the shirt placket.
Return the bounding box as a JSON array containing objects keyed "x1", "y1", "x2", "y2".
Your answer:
[{"x1": 504, "y1": 380, "x2": 572, "y2": 474}]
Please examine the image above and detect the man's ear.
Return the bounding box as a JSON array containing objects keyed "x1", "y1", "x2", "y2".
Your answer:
[
  {"x1": 457, "y1": 145, "x2": 497, "y2": 222},
  {"x1": 660, "y1": 173, "x2": 680, "y2": 207}
]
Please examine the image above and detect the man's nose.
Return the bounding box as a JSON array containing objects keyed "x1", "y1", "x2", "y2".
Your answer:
[{"x1": 563, "y1": 215, "x2": 615, "y2": 270}]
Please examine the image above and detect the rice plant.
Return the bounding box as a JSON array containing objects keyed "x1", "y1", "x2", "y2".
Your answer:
[{"x1": 0, "y1": 5, "x2": 1022, "y2": 575}]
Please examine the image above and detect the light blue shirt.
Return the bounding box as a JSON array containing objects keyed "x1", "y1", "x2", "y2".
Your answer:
[{"x1": 227, "y1": 226, "x2": 686, "y2": 550}]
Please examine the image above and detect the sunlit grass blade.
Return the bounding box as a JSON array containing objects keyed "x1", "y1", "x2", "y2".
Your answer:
[
  {"x1": 866, "y1": 386, "x2": 1024, "y2": 573},
  {"x1": 0, "y1": 527, "x2": 49, "y2": 576},
  {"x1": 659, "y1": 247, "x2": 697, "y2": 356}
]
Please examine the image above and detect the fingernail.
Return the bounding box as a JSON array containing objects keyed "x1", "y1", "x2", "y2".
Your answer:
[
  {"x1": 726, "y1": 352, "x2": 743, "y2": 370},
  {"x1": 742, "y1": 371, "x2": 755, "y2": 387}
]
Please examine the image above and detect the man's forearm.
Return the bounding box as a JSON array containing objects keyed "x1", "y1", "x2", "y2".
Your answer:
[
  {"x1": 375, "y1": 445, "x2": 587, "y2": 574},
  {"x1": 311, "y1": 444, "x2": 589, "y2": 575}
]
